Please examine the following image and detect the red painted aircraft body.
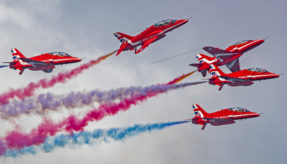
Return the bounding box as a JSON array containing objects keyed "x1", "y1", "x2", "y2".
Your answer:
[
  {"x1": 208, "y1": 64, "x2": 279, "y2": 90},
  {"x1": 191, "y1": 104, "x2": 260, "y2": 130},
  {"x1": 190, "y1": 39, "x2": 264, "y2": 76},
  {"x1": 204, "y1": 39, "x2": 264, "y2": 55},
  {"x1": 7, "y1": 48, "x2": 81, "y2": 75},
  {"x1": 114, "y1": 18, "x2": 189, "y2": 56}
]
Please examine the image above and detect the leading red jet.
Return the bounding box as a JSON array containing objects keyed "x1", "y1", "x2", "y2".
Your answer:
[
  {"x1": 114, "y1": 18, "x2": 189, "y2": 56},
  {"x1": 190, "y1": 39, "x2": 264, "y2": 76},
  {"x1": 190, "y1": 104, "x2": 260, "y2": 130},
  {"x1": 1, "y1": 48, "x2": 82, "y2": 75},
  {"x1": 208, "y1": 64, "x2": 279, "y2": 90}
]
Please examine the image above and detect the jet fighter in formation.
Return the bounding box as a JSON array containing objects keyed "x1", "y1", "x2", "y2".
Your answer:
[
  {"x1": 114, "y1": 18, "x2": 189, "y2": 56},
  {"x1": 208, "y1": 64, "x2": 279, "y2": 90},
  {"x1": 190, "y1": 39, "x2": 264, "y2": 76},
  {"x1": 190, "y1": 104, "x2": 260, "y2": 130},
  {"x1": 1, "y1": 48, "x2": 82, "y2": 75}
]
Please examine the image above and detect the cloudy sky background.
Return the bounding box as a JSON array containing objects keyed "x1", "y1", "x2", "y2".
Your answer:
[{"x1": 0, "y1": 0, "x2": 286, "y2": 163}]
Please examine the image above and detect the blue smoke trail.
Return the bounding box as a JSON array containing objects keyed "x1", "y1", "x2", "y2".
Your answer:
[{"x1": 4, "y1": 120, "x2": 189, "y2": 157}]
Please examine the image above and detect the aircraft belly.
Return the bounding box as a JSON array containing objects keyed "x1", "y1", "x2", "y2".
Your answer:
[
  {"x1": 29, "y1": 65, "x2": 55, "y2": 71},
  {"x1": 126, "y1": 43, "x2": 141, "y2": 50},
  {"x1": 228, "y1": 81, "x2": 253, "y2": 86},
  {"x1": 210, "y1": 119, "x2": 235, "y2": 126}
]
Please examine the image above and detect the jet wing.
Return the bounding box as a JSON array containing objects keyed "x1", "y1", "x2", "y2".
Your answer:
[
  {"x1": 218, "y1": 75, "x2": 249, "y2": 82},
  {"x1": 204, "y1": 117, "x2": 235, "y2": 123},
  {"x1": 20, "y1": 58, "x2": 52, "y2": 67},
  {"x1": 203, "y1": 47, "x2": 240, "y2": 57},
  {"x1": 135, "y1": 35, "x2": 160, "y2": 54},
  {"x1": 226, "y1": 59, "x2": 240, "y2": 72},
  {"x1": 203, "y1": 46, "x2": 231, "y2": 55}
]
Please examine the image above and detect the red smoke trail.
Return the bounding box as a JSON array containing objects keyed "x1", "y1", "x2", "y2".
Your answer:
[
  {"x1": 0, "y1": 51, "x2": 116, "y2": 105},
  {"x1": 2, "y1": 73, "x2": 197, "y2": 151},
  {"x1": 165, "y1": 71, "x2": 196, "y2": 85}
]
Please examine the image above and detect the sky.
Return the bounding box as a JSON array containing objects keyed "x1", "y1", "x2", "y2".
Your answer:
[{"x1": 0, "y1": 0, "x2": 286, "y2": 163}]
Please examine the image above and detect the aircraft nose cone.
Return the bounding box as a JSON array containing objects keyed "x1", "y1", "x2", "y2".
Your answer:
[
  {"x1": 175, "y1": 19, "x2": 189, "y2": 26},
  {"x1": 252, "y1": 112, "x2": 260, "y2": 118},
  {"x1": 256, "y1": 39, "x2": 265, "y2": 45},
  {"x1": 181, "y1": 19, "x2": 189, "y2": 24},
  {"x1": 73, "y1": 57, "x2": 82, "y2": 62},
  {"x1": 271, "y1": 73, "x2": 280, "y2": 78}
]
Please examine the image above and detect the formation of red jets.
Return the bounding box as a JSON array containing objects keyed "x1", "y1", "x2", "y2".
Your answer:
[
  {"x1": 1, "y1": 18, "x2": 280, "y2": 130},
  {"x1": 188, "y1": 38, "x2": 279, "y2": 129}
]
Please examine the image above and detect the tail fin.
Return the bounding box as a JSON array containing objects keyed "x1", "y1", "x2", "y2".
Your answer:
[
  {"x1": 191, "y1": 53, "x2": 217, "y2": 77},
  {"x1": 203, "y1": 46, "x2": 230, "y2": 56},
  {"x1": 11, "y1": 48, "x2": 26, "y2": 61},
  {"x1": 196, "y1": 53, "x2": 215, "y2": 63},
  {"x1": 114, "y1": 32, "x2": 134, "y2": 43},
  {"x1": 209, "y1": 64, "x2": 226, "y2": 77},
  {"x1": 192, "y1": 104, "x2": 208, "y2": 118},
  {"x1": 189, "y1": 63, "x2": 207, "y2": 77}
]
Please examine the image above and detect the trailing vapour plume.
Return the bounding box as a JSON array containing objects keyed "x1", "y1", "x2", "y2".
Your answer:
[
  {"x1": 0, "y1": 71, "x2": 196, "y2": 119},
  {"x1": 4, "y1": 120, "x2": 189, "y2": 157},
  {"x1": 0, "y1": 81, "x2": 204, "y2": 155}
]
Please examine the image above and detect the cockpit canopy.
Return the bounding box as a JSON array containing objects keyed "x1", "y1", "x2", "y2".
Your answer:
[
  {"x1": 49, "y1": 52, "x2": 71, "y2": 57},
  {"x1": 154, "y1": 19, "x2": 176, "y2": 27},
  {"x1": 247, "y1": 68, "x2": 269, "y2": 73},
  {"x1": 232, "y1": 40, "x2": 252, "y2": 46},
  {"x1": 228, "y1": 107, "x2": 250, "y2": 112}
]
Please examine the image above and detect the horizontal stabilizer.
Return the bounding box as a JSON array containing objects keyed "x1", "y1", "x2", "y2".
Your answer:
[
  {"x1": 135, "y1": 35, "x2": 159, "y2": 54},
  {"x1": 203, "y1": 46, "x2": 230, "y2": 56},
  {"x1": 114, "y1": 32, "x2": 134, "y2": 43},
  {"x1": 116, "y1": 42, "x2": 128, "y2": 56},
  {"x1": 189, "y1": 63, "x2": 201, "y2": 67}
]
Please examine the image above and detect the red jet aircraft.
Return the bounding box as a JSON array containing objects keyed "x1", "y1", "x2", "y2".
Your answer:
[
  {"x1": 114, "y1": 18, "x2": 189, "y2": 56},
  {"x1": 190, "y1": 104, "x2": 260, "y2": 130},
  {"x1": 1, "y1": 48, "x2": 82, "y2": 75},
  {"x1": 190, "y1": 39, "x2": 264, "y2": 76},
  {"x1": 208, "y1": 64, "x2": 279, "y2": 90}
]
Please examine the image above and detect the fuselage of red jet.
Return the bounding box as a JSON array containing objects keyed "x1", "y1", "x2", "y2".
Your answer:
[
  {"x1": 190, "y1": 104, "x2": 260, "y2": 130},
  {"x1": 114, "y1": 18, "x2": 189, "y2": 56},
  {"x1": 204, "y1": 39, "x2": 264, "y2": 55},
  {"x1": 208, "y1": 64, "x2": 279, "y2": 90},
  {"x1": 190, "y1": 39, "x2": 264, "y2": 76},
  {"x1": 8, "y1": 48, "x2": 82, "y2": 75}
]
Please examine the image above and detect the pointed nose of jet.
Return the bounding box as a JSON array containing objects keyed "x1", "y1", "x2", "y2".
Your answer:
[
  {"x1": 269, "y1": 73, "x2": 280, "y2": 79},
  {"x1": 71, "y1": 57, "x2": 82, "y2": 63},
  {"x1": 250, "y1": 112, "x2": 260, "y2": 118},
  {"x1": 178, "y1": 18, "x2": 189, "y2": 25},
  {"x1": 254, "y1": 39, "x2": 265, "y2": 46}
]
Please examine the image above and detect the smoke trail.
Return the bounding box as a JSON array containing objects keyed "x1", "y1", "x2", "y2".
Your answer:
[
  {"x1": 4, "y1": 120, "x2": 189, "y2": 157},
  {"x1": 0, "y1": 72, "x2": 196, "y2": 119},
  {"x1": 0, "y1": 51, "x2": 116, "y2": 105},
  {"x1": 166, "y1": 71, "x2": 196, "y2": 85},
  {"x1": 2, "y1": 81, "x2": 204, "y2": 151}
]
